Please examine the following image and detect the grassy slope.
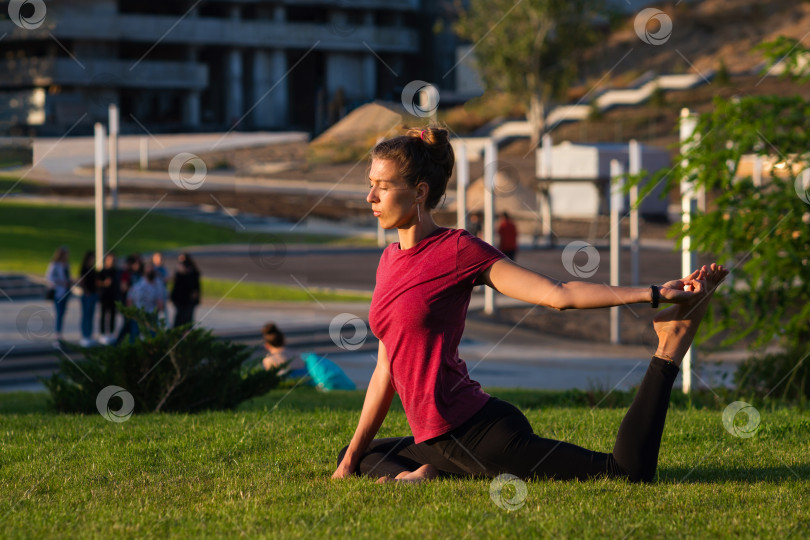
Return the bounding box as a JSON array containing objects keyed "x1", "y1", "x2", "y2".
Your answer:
[
  {"x1": 0, "y1": 388, "x2": 807, "y2": 539},
  {"x1": 0, "y1": 201, "x2": 338, "y2": 275},
  {"x1": 201, "y1": 277, "x2": 370, "y2": 302}
]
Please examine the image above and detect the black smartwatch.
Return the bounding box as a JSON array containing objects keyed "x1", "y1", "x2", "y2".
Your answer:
[{"x1": 650, "y1": 285, "x2": 660, "y2": 308}]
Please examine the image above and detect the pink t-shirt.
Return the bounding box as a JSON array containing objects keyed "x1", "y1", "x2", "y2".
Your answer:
[{"x1": 369, "y1": 227, "x2": 505, "y2": 443}]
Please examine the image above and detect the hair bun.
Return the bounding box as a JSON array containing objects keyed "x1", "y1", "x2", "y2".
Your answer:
[{"x1": 408, "y1": 127, "x2": 448, "y2": 146}]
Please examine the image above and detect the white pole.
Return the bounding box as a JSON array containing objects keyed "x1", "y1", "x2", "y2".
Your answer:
[
  {"x1": 483, "y1": 139, "x2": 497, "y2": 315},
  {"x1": 629, "y1": 139, "x2": 641, "y2": 286},
  {"x1": 679, "y1": 108, "x2": 699, "y2": 394},
  {"x1": 541, "y1": 134, "x2": 552, "y2": 178},
  {"x1": 139, "y1": 136, "x2": 149, "y2": 170},
  {"x1": 610, "y1": 159, "x2": 624, "y2": 345},
  {"x1": 539, "y1": 133, "x2": 553, "y2": 244},
  {"x1": 456, "y1": 140, "x2": 468, "y2": 230},
  {"x1": 108, "y1": 104, "x2": 119, "y2": 210},
  {"x1": 94, "y1": 123, "x2": 106, "y2": 272}
]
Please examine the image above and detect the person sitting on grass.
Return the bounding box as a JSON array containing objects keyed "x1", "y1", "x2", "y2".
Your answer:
[
  {"x1": 332, "y1": 126, "x2": 728, "y2": 484},
  {"x1": 261, "y1": 322, "x2": 307, "y2": 378},
  {"x1": 262, "y1": 322, "x2": 357, "y2": 390}
]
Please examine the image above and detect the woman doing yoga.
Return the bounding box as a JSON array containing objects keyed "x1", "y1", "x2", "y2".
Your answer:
[{"x1": 332, "y1": 127, "x2": 728, "y2": 483}]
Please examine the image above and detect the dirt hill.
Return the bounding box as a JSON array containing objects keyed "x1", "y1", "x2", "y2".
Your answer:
[{"x1": 591, "y1": 0, "x2": 810, "y2": 83}]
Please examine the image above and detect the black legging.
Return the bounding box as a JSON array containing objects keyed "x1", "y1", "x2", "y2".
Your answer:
[{"x1": 337, "y1": 356, "x2": 678, "y2": 483}]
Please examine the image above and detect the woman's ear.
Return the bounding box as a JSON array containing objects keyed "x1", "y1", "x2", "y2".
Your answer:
[{"x1": 416, "y1": 181, "x2": 429, "y2": 204}]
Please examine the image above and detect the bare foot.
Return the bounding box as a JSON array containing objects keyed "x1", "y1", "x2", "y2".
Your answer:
[
  {"x1": 375, "y1": 471, "x2": 411, "y2": 484},
  {"x1": 653, "y1": 264, "x2": 728, "y2": 366},
  {"x1": 375, "y1": 464, "x2": 439, "y2": 484}
]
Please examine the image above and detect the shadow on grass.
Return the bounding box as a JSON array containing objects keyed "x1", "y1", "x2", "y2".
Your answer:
[
  {"x1": 238, "y1": 387, "x2": 377, "y2": 412},
  {"x1": 660, "y1": 465, "x2": 810, "y2": 483}
]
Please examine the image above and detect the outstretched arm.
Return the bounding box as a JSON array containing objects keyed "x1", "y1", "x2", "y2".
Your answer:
[
  {"x1": 332, "y1": 340, "x2": 396, "y2": 479},
  {"x1": 477, "y1": 258, "x2": 702, "y2": 310}
]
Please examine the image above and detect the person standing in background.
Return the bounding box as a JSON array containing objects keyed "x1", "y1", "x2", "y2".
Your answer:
[
  {"x1": 77, "y1": 250, "x2": 99, "y2": 346},
  {"x1": 152, "y1": 252, "x2": 170, "y2": 323},
  {"x1": 130, "y1": 254, "x2": 144, "y2": 286},
  {"x1": 497, "y1": 211, "x2": 518, "y2": 261},
  {"x1": 124, "y1": 263, "x2": 164, "y2": 342},
  {"x1": 115, "y1": 254, "x2": 140, "y2": 345},
  {"x1": 45, "y1": 246, "x2": 72, "y2": 343},
  {"x1": 98, "y1": 252, "x2": 119, "y2": 344},
  {"x1": 171, "y1": 253, "x2": 201, "y2": 328}
]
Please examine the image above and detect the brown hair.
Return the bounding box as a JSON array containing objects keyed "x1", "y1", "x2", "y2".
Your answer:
[
  {"x1": 51, "y1": 245, "x2": 69, "y2": 262},
  {"x1": 262, "y1": 322, "x2": 285, "y2": 348},
  {"x1": 370, "y1": 126, "x2": 454, "y2": 210}
]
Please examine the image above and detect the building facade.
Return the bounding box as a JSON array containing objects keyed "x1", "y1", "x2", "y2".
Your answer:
[{"x1": 1, "y1": 0, "x2": 422, "y2": 134}]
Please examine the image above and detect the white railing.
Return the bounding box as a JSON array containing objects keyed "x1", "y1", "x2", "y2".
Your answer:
[{"x1": 491, "y1": 72, "x2": 713, "y2": 138}]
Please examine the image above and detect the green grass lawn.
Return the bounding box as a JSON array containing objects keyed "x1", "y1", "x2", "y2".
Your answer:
[
  {"x1": 1, "y1": 388, "x2": 808, "y2": 539},
  {"x1": 0, "y1": 201, "x2": 366, "y2": 275},
  {"x1": 202, "y1": 277, "x2": 371, "y2": 302},
  {"x1": 0, "y1": 201, "x2": 372, "y2": 302}
]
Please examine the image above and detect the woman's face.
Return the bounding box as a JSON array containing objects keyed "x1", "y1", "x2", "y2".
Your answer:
[{"x1": 366, "y1": 159, "x2": 418, "y2": 229}]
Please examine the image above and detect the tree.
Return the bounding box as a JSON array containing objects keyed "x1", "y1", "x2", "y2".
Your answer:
[
  {"x1": 453, "y1": 0, "x2": 605, "y2": 146},
  {"x1": 633, "y1": 37, "x2": 810, "y2": 355}
]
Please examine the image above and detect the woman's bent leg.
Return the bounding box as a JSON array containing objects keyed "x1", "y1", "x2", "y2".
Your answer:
[
  {"x1": 337, "y1": 437, "x2": 469, "y2": 479},
  {"x1": 434, "y1": 398, "x2": 616, "y2": 480}
]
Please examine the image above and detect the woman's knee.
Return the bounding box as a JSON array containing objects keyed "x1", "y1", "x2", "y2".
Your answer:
[{"x1": 609, "y1": 454, "x2": 656, "y2": 483}]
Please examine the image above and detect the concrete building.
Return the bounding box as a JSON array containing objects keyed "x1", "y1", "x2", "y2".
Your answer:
[{"x1": 0, "y1": 0, "x2": 421, "y2": 134}]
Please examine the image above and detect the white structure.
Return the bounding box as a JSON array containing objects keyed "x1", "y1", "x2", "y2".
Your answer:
[{"x1": 536, "y1": 141, "x2": 670, "y2": 219}]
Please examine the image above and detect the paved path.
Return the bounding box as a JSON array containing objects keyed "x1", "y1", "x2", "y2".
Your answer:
[
  {"x1": 186, "y1": 238, "x2": 682, "y2": 294},
  {"x1": 25, "y1": 132, "x2": 308, "y2": 182}
]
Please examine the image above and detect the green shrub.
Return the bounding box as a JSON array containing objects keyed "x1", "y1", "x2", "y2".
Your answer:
[
  {"x1": 44, "y1": 307, "x2": 281, "y2": 414},
  {"x1": 734, "y1": 346, "x2": 810, "y2": 402}
]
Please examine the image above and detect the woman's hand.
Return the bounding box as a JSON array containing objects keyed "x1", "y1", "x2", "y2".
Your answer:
[
  {"x1": 658, "y1": 268, "x2": 703, "y2": 304},
  {"x1": 331, "y1": 461, "x2": 355, "y2": 479},
  {"x1": 658, "y1": 265, "x2": 727, "y2": 304}
]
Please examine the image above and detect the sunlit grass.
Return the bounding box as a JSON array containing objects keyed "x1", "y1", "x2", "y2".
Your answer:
[{"x1": 0, "y1": 388, "x2": 807, "y2": 538}]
